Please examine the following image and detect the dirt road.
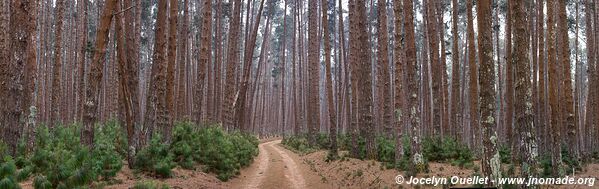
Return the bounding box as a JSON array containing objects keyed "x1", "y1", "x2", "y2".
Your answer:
[{"x1": 229, "y1": 140, "x2": 332, "y2": 189}]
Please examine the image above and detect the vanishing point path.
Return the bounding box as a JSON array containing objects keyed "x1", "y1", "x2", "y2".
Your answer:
[{"x1": 229, "y1": 140, "x2": 332, "y2": 189}]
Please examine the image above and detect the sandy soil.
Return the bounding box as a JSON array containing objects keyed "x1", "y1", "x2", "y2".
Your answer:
[
  {"x1": 228, "y1": 140, "x2": 332, "y2": 189},
  {"x1": 18, "y1": 138, "x2": 599, "y2": 188},
  {"x1": 295, "y1": 150, "x2": 478, "y2": 189}
]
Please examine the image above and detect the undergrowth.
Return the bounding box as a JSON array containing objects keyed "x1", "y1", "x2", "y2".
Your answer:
[
  {"x1": 0, "y1": 120, "x2": 259, "y2": 188},
  {"x1": 284, "y1": 134, "x2": 473, "y2": 171},
  {"x1": 134, "y1": 122, "x2": 259, "y2": 181}
]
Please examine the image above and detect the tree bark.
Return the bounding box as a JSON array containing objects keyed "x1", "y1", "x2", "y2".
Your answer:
[
  {"x1": 477, "y1": 0, "x2": 501, "y2": 185},
  {"x1": 557, "y1": 0, "x2": 577, "y2": 161},
  {"x1": 82, "y1": 0, "x2": 118, "y2": 147},
  {"x1": 467, "y1": 0, "x2": 479, "y2": 148},
  {"x1": 322, "y1": 0, "x2": 338, "y2": 157},
  {"x1": 513, "y1": 0, "x2": 539, "y2": 181},
  {"x1": 450, "y1": 0, "x2": 461, "y2": 139},
  {"x1": 393, "y1": 0, "x2": 405, "y2": 163},
  {"x1": 223, "y1": 0, "x2": 243, "y2": 130},
  {"x1": 236, "y1": 0, "x2": 266, "y2": 131},
  {"x1": 50, "y1": 0, "x2": 66, "y2": 127},
  {"x1": 4, "y1": 0, "x2": 37, "y2": 156},
  {"x1": 547, "y1": 0, "x2": 564, "y2": 176},
  {"x1": 166, "y1": 0, "x2": 178, "y2": 129},
  {"x1": 143, "y1": 0, "x2": 169, "y2": 143},
  {"x1": 403, "y1": 0, "x2": 424, "y2": 173},
  {"x1": 377, "y1": 0, "x2": 392, "y2": 137},
  {"x1": 195, "y1": 0, "x2": 212, "y2": 125}
]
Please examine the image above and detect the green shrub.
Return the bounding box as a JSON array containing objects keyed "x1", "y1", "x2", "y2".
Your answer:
[
  {"x1": 281, "y1": 135, "x2": 315, "y2": 153},
  {"x1": 135, "y1": 134, "x2": 175, "y2": 178},
  {"x1": 139, "y1": 123, "x2": 258, "y2": 181},
  {"x1": 92, "y1": 121, "x2": 124, "y2": 180},
  {"x1": 0, "y1": 142, "x2": 7, "y2": 161},
  {"x1": 0, "y1": 158, "x2": 21, "y2": 189},
  {"x1": 32, "y1": 176, "x2": 51, "y2": 189},
  {"x1": 170, "y1": 122, "x2": 200, "y2": 169},
  {"x1": 30, "y1": 124, "x2": 98, "y2": 189},
  {"x1": 376, "y1": 137, "x2": 395, "y2": 169},
  {"x1": 316, "y1": 133, "x2": 331, "y2": 149},
  {"x1": 196, "y1": 126, "x2": 238, "y2": 181},
  {"x1": 539, "y1": 155, "x2": 553, "y2": 177},
  {"x1": 422, "y1": 136, "x2": 473, "y2": 167},
  {"x1": 28, "y1": 122, "x2": 125, "y2": 188},
  {"x1": 133, "y1": 180, "x2": 169, "y2": 189},
  {"x1": 229, "y1": 132, "x2": 259, "y2": 167},
  {"x1": 561, "y1": 145, "x2": 581, "y2": 173},
  {"x1": 499, "y1": 145, "x2": 512, "y2": 164}
]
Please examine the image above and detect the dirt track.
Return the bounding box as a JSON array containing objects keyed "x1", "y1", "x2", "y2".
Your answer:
[{"x1": 229, "y1": 140, "x2": 331, "y2": 189}]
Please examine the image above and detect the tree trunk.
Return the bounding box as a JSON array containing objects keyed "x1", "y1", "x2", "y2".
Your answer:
[
  {"x1": 3, "y1": 0, "x2": 37, "y2": 156},
  {"x1": 143, "y1": 0, "x2": 169, "y2": 143},
  {"x1": 477, "y1": 0, "x2": 501, "y2": 185},
  {"x1": 307, "y1": 0, "x2": 321, "y2": 146},
  {"x1": 195, "y1": 0, "x2": 212, "y2": 125},
  {"x1": 450, "y1": 0, "x2": 461, "y2": 139},
  {"x1": 50, "y1": 0, "x2": 66, "y2": 127},
  {"x1": 82, "y1": 0, "x2": 118, "y2": 147},
  {"x1": 403, "y1": 0, "x2": 424, "y2": 173},
  {"x1": 177, "y1": 0, "x2": 190, "y2": 120},
  {"x1": 393, "y1": 0, "x2": 405, "y2": 163},
  {"x1": 166, "y1": 0, "x2": 178, "y2": 129},
  {"x1": 505, "y1": 0, "x2": 515, "y2": 155},
  {"x1": 236, "y1": 0, "x2": 266, "y2": 131},
  {"x1": 322, "y1": 0, "x2": 338, "y2": 157},
  {"x1": 557, "y1": 0, "x2": 577, "y2": 161},
  {"x1": 547, "y1": 0, "x2": 564, "y2": 176},
  {"x1": 513, "y1": 0, "x2": 539, "y2": 181},
  {"x1": 115, "y1": 0, "x2": 136, "y2": 167},
  {"x1": 467, "y1": 0, "x2": 479, "y2": 148},
  {"x1": 77, "y1": 0, "x2": 89, "y2": 122},
  {"x1": 0, "y1": 0, "x2": 9, "y2": 139},
  {"x1": 584, "y1": 0, "x2": 597, "y2": 160},
  {"x1": 223, "y1": 0, "x2": 243, "y2": 130},
  {"x1": 377, "y1": 0, "x2": 392, "y2": 137}
]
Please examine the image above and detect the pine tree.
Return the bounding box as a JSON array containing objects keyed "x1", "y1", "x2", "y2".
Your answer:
[
  {"x1": 307, "y1": 0, "x2": 321, "y2": 146},
  {"x1": 323, "y1": 0, "x2": 338, "y2": 158},
  {"x1": 466, "y1": 0, "x2": 479, "y2": 148},
  {"x1": 547, "y1": 0, "x2": 563, "y2": 176},
  {"x1": 223, "y1": 0, "x2": 243, "y2": 130},
  {"x1": 513, "y1": 0, "x2": 539, "y2": 180},
  {"x1": 403, "y1": 0, "x2": 424, "y2": 172},
  {"x1": 50, "y1": 0, "x2": 66, "y2": 127},
  {"x1": 477, "y1": 0, "x2": 501, "y2": 184},
  {"x1": 82, "y1": 0, "x2": 119, "y2": 147},
  {"x1": 450, "y1": 0, "x2": 461, "y2": 139}
]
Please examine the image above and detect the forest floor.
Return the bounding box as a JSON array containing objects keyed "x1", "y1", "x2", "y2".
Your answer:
[{"x1": 19, "y1": 139, "x2": 599, "y2": 189}]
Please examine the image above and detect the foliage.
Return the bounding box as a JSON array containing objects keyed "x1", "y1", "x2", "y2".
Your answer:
[
  {"x1": 539, "y1": 155, "x2": 553, "y2": 177},
  {"x1": 281, "y1": 135, "x2": 317, "y2": 154},
  {"x1": 195, "y1": 126, "x2": 258, "y2": 181},
  {"x1": 29, "y1": 124, "x2": 98, "y2": 189},
  {"x1": 0, "y1": 158, "x2": 21, "y2": 189},
  {"x1": 168, "y1": 123, "x2": 259, "y2": 181},
  {"x1": 135, "y1": 134, "x2": 176, "y2": 178},
  {"x1": 170, "y1": 122, "x2": 200, "y2": 169},
  {"x1": 92, "y1": 121, "x2": 124, "y2": 180},
  {"x1": 315, "y1": 133, "x2": 331, "y2": 149},
  {"x1": 229, "y1": 131, "x2": 259, "y2": 167},
  {"x1": 499, "y1": 145, "x2": 512, "y2": 164},
  {"x1": 561, "y1": 145, "x2": 582, "y2": 173},
  {"x1": 0, "y1": 141, "x2": 7, "y2": 161},
  {"x1": 132, "y1": 180, "x2": 169, "y2": 189},
  {"x1": 376, "y1": 137, "x2": 395, "y2": 169},
  {"x1": 422, "y1": 136, "x2": 473, "y2": 168},
  {"x1": 25, "y1": 122, "x2": 124, "y2": 188}
]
